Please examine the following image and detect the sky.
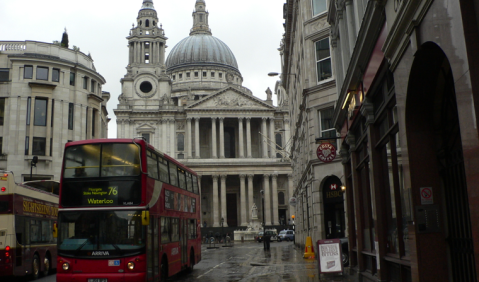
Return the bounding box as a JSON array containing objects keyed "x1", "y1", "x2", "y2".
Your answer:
[{"x1": 0, "y1": 0, "x2": 285, "y2": 138}]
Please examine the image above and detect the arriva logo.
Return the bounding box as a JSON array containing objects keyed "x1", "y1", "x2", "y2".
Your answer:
[{"x1": 91, "y1": 251, "x2": 110, "y2": 256}]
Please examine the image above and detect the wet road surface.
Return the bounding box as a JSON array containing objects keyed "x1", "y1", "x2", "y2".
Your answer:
[{"x1": 173, "y1": 241, "x2": 319, "y2": 282}]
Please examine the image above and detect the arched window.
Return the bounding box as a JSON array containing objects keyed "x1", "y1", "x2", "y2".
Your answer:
[
  {"x1": 276, "y1": 133, "x2": 283, "y2": 158},
  {"x1": 278, "y1": 192, "x2": 285, "y2": 205},
  {"x1": 177, "y1": 133, "x2": 184, "y2": 151},
  {"x1": 145, "y1": 19, "x2": 150, "y2": 27}
]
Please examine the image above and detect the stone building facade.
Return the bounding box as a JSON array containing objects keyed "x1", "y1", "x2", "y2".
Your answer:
[
  {"x1": 278, "y1": 0, "x2": 346, "y2": 250},
  {"x1": 0, "y1": 40, "x2": 110, "y2": 182},
  {"x1": 114, "y1": 0, "x2": 293, "y2": 229},
  {"x1": 329, "y1": 0, "x2": 479, "y2": 281}
]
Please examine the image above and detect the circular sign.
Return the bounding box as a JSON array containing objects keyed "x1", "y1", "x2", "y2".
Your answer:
[
  {"x1": 289, "y1": 197, "x2": 297, "y2": 206},
  {"x1": 316, "y1": 143, "x2": 337, "y2": 163}
]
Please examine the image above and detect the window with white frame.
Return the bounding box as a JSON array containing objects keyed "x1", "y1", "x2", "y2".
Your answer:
[
  {"x1": 319, "y1": 107, "x2": 336, "y2": 145},
  {"x1": 315, "y1": 38, "x2": 332, "y2": 82},
  {"x1": 312, "y1": 0, "x2": 327, "y2": 16}
]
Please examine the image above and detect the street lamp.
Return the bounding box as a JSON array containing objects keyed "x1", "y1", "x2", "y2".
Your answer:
[
  {"x1": 221, "y1": 217, "x2": 224, "y2": 241},
  {"x1": 30, "y1": 156, "x2": 38, "y2": 181}
]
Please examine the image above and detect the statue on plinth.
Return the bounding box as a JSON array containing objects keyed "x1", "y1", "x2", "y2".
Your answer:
[{"x1": 251, "y1": 203, "x2": 258, "y2": 220}]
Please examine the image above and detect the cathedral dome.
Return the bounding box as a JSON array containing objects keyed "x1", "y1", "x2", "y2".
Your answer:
[{"x1": 165, "y1": 34, "x2": 239, "y2": 73}]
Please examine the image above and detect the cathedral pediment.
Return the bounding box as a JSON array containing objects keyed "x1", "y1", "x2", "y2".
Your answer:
[
  {"x1": 136, "y1": 122, "x2": 156, "y2": 132},
  {"x1": 186, "y1": 87, "x2": 275, "y2": 111}
]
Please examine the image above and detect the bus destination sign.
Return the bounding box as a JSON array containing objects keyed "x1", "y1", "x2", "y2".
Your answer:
[{"x1": 82, "y1": 186, "x2": 118, "y2": 206}]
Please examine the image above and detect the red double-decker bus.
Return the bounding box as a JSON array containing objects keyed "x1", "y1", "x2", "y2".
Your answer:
[{"x1": 56, "y1": 138, "x2": 201, "y2": 282}]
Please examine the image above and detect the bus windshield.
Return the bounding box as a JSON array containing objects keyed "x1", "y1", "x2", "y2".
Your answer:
[
  {"x1": 63, "y1": 143, "x2": 141, "y2": 178},
  {"x1": 58, "y1": 210, "x2": 145, "y2": 257}
]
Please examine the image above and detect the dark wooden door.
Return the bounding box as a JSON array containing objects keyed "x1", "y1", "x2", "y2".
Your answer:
[{"x1": 226, "y1": 194, "x2": 237, "y2": 227}]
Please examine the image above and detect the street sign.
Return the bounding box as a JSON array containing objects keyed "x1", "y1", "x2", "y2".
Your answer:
[
  {"x1": 317, "y1": 239, "x2": 343, "y2": 274},
  {"x1": 316, "y1": 143, "x2": 337, "y2": 163},
  {"x1": 420, "y1": 187, "x2": 433, "y2": 205},
  {"x1": 289, "y1": 197, "x2": 297, "y2": 206}
]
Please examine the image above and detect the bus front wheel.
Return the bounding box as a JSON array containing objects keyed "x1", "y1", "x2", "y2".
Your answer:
[
  {"x1": 32, "y1": 254, "x2": 40, "y2": 280},
  {"x1": 160, "y1": 257, "x2": 168, "y2": 281}
]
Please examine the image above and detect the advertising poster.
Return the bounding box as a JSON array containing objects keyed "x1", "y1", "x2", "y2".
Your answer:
[{"x1": 317, "y1": 239, "x2": 343, "y2": 274}]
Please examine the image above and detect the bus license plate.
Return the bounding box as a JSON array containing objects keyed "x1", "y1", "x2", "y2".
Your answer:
[{"x1": 88, "y1": 279, "x2": 107, "y2": 282}]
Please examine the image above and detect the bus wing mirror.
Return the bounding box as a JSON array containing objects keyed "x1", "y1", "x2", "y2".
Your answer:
[
  {"x1": 53, "y1": 222, "x2": 58, "y2": 238},
  {"x1": 142, "y1": 211, "x2": 150, "y2": 226}
]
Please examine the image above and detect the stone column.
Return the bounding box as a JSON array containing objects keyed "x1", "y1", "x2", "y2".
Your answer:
[
  {"x1": 246, "y1": 118, "x2": 252, "y2": 158},
  {"x1": 286, "y1": 174, "x2": 294, "y2": 218},
  {"x1": 240, "y1": 174, "x2": 247, "y2": 226},
  {"x1": 272, "y1": 174, "x2": 279, "y2": 225},
  {"x1": 163, "y1": 118, "x2": 169, "y2": 154},
  {"x1": 220, "y1": 174, "x2": 228, "y2": 227},
  {"x1": 187, "y1": 118, "x2": 192, "y2": 158},
  {"x1": 161, "y1": 119, "x2": 166, "y2": 152},
  {"x1": 345, "y1": 0, "x2": 357, "y2": 55},
  {"x1": 261, "y1": 118, "x2": 268, "y2": 158},
  {"x1": 198, "y1": 175, "x2": 202, "y2": 222},
  {"x1": 195, "y1": 117, "x2": 200, "y2": 158},
  {"x1": 284, "y1": 118, "x2": 291, "y2": 152},
  {"x1": 247, "y1": 174, "x2": 254, "y2": 223},
  {"x1": 155, "y1": 120, "x2": 160, "y2": 149},
  {"x1": 238, "y1": 118, "x2": 244, "y2": 158},
  {"x1": 219, "y1": 117, "x2": 225, "y2": 158},
  {"x1": 211, "y1": 118, "x2": 217, "y2": 158},
  {"x1": 212, "y1": 175, "x2": 220, "y2": 227},
  {"x1": 263, "y1": 174, "x2": 271, "y2": 226},
  {"x1": 269, "y1": 117, "x2": 275, "y2": 158},
  {"x1": 170, "y1": 118, "x2": 175, "y2": 156},
  {"x1": 45, "y1": 98, "x2": 52, "y2": 156}
]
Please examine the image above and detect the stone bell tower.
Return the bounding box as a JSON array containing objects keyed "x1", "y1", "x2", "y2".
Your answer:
[{"x1": 120, "y1": 0, "x2": 171, "y2": 107}]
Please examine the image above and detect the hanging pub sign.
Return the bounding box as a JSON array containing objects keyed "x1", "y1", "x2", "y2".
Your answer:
[
  {"x1": 289, "y1": 197, "x2": 297, "y2": 206},
  {"x1": 316, "y1": 143, "x2": 337, "y2": 163}
]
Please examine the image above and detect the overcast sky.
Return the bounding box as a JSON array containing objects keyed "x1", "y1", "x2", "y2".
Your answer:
[{"x1": 1, "y1": 0, "x2": 285, "y2": 138}]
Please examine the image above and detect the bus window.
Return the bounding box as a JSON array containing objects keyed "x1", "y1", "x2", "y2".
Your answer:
[
  {"x1": 158, "y1": 156, "x2": 169, "y2": 183},
  {"x1": 64, "y1": 144, "x2": 101, "y2": 178},
  {"x1": 169, "y1": 162, "x2": 178, "y2": 187},
  {"x1": 192, "y1": 175, "x2": 198, "y2": 194},
  {"x1": 147, "y1": 152, "x2": 158, "y2": 179},
  {"x1": 178, "y1": 168, "x2": 186, "y2": 190},
  {"x1": 186, "y1": 173, "x2": 192, "y2": 192},
  {"x1": 101, "y1": 144, "x2": 140, "y2": 176},
  {"x1": 171, "y1": 218, "x2": 179, "y2": 242},
  {"x1": 160, "y1": 217, "x2": 170, "y2": 244},
  {"x1": 0, "y1": 200, "x2": 9, "y2": 213},
  {"x1": 189, "y1": 219, "x2": 196, "y2": 239}
]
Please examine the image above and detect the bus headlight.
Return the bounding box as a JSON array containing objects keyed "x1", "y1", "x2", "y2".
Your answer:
[
  {"x1": 62, "y1": 262, "x2": 70, "y2": 271},
  {"x1": 127, "y1": 261, "x2": 135, "y2": 270}
]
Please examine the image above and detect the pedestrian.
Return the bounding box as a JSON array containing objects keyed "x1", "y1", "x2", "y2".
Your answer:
[
  {"x1": 203, "y1": 220, "x2": 207, "y2": 228},
  {"x1": 263, "y1": 231, "x2": 271, "y2": 251}
]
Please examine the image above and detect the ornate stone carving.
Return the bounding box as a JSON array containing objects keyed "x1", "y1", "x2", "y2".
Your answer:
[{"x1": 177, "y1": 121, "x2": 185, "y2": 130}]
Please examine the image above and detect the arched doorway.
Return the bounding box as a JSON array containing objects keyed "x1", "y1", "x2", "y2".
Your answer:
[
  {"x1": 322, "y1": 175, "x2": 345, "y2": 239},
  {"x1": 406, "y1": 42, "x2": 477, "y2": 281}
]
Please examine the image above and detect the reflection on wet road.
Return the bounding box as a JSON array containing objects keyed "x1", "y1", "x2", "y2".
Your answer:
[{"x1": 173, "y1": 241, "x2": 318, "y2": 282}]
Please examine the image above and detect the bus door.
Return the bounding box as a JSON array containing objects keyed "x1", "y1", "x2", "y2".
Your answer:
[{"x1": 181, "y1": 219, "x2": 187, "y2": 267}]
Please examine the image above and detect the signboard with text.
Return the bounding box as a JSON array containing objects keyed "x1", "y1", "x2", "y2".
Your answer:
[
  {"x1": 81, "y1": 186, "x2": 119, "y2": 206},
  {"x1": 317, "y1": 239, "x2": 343, "y2": 274},
  {"x1": 316, "y1": 143, "x2": 337, "y2": 163}
]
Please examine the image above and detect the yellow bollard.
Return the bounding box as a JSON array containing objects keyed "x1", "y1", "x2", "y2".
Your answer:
[{"x1": 303, "y1": 236, "x2": 315, "y2": 259}]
